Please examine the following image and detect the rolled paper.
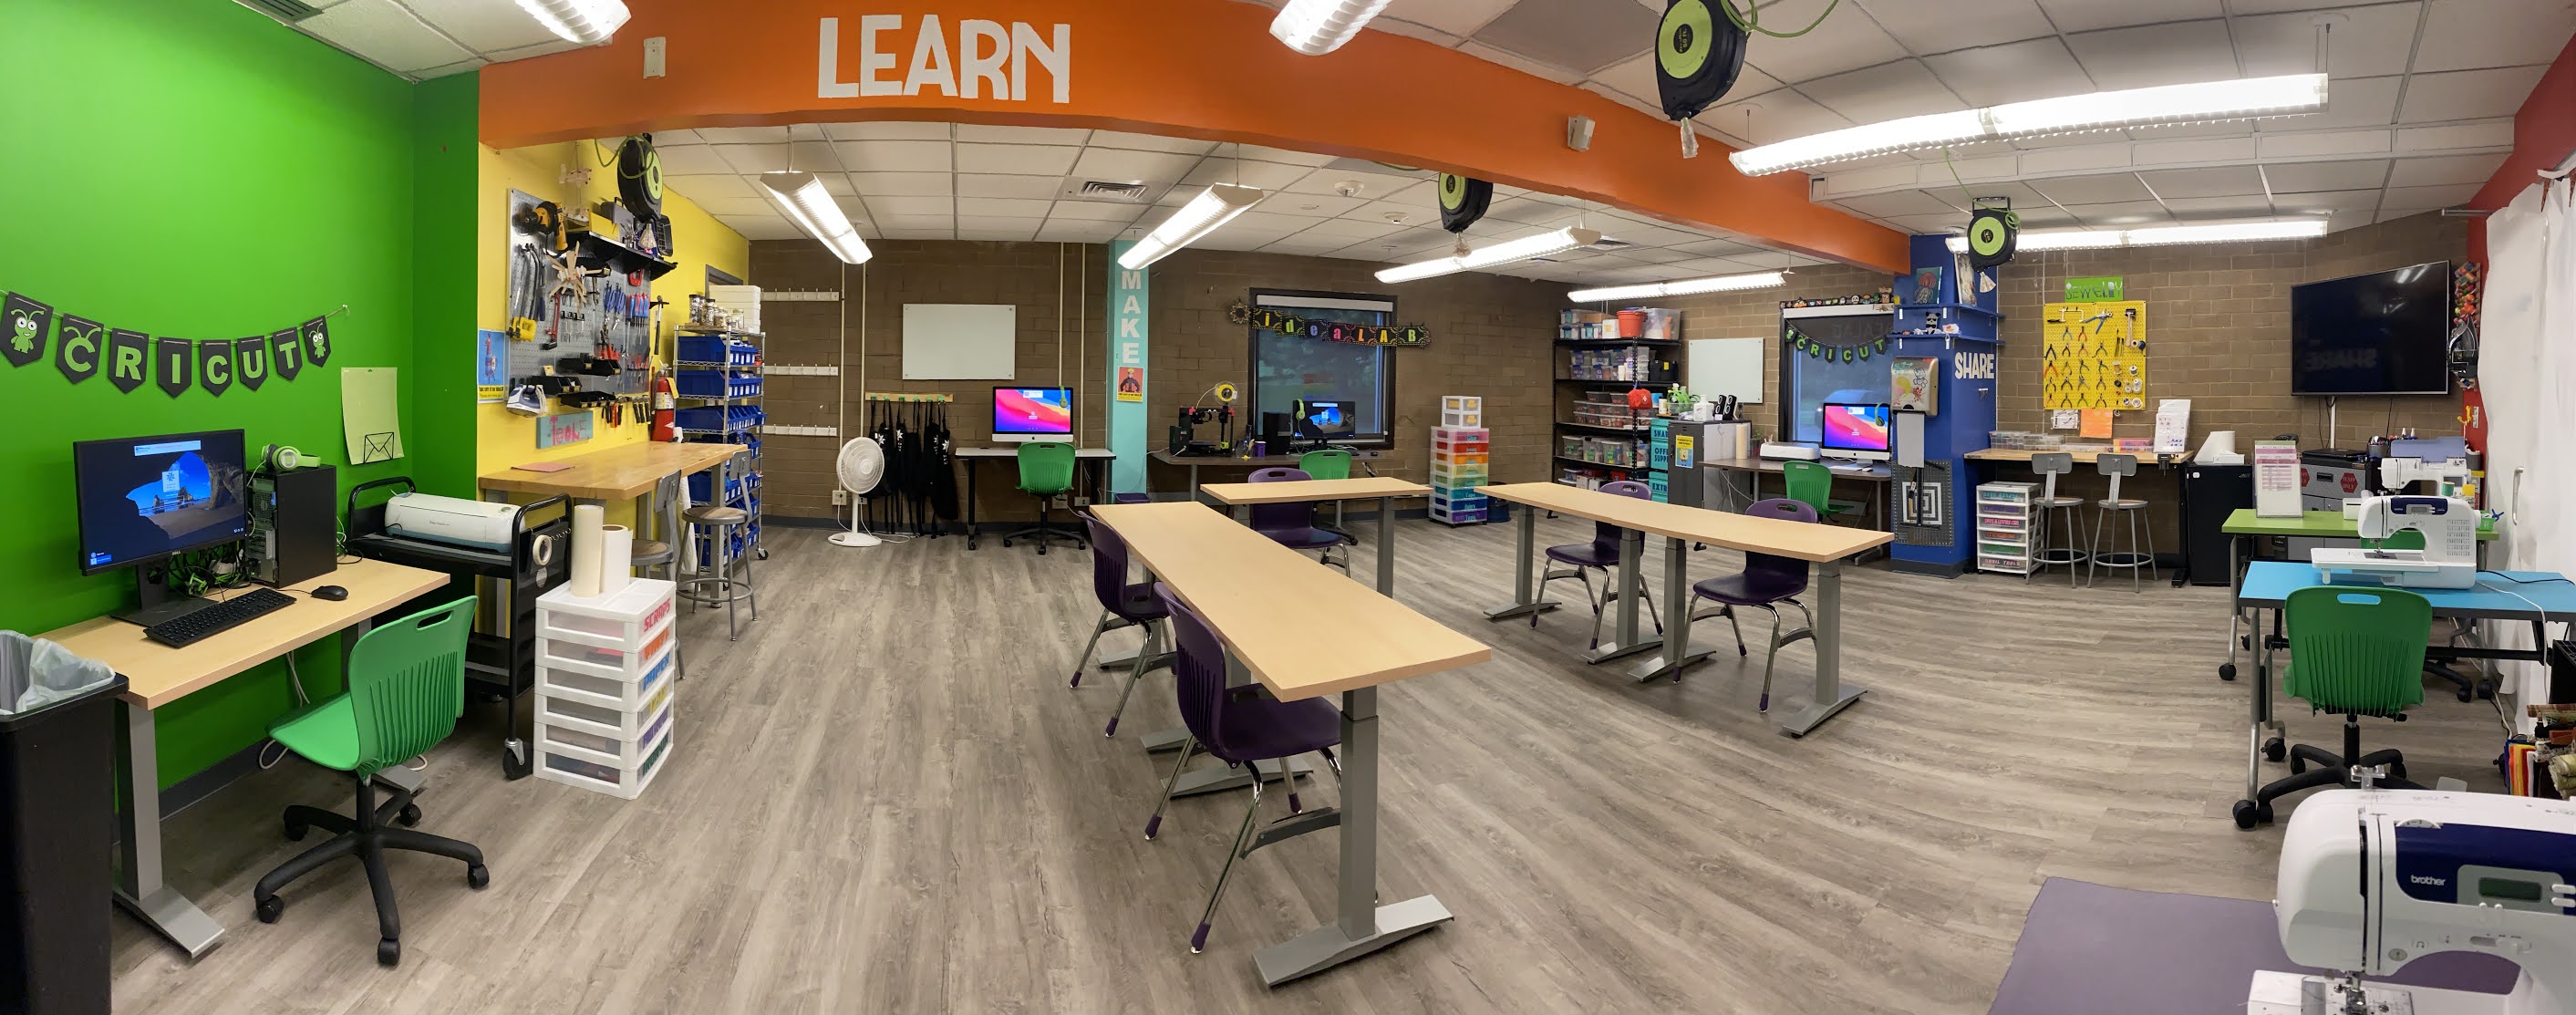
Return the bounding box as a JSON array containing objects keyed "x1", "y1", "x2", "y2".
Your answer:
[
  {"x1": 569, "y1": 503, "x2": 604, "y2": 598},
  {"x1": 598, "y1": 524, "x2": 632, "y2": 595}
]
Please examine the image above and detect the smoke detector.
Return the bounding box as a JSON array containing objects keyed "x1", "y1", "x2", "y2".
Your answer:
[
  {"x1": 1382, "y1": 212, "x2": 1409, "y2": 224},
  {"x1": 1333, "y1": 180, "x2": 1363, "y2": 198}
]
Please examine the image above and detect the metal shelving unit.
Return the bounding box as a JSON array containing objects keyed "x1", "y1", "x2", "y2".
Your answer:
[{"x1": 674, "y1": 325, "x2": 765, "y2": 561}]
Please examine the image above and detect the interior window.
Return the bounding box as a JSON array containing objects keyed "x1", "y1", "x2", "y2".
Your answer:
[
  {"x1": 1248, "y1": 291, "x2": 1395, "y2": 444},
  {"x1": 1783, "y1": 312, "x2": 1893, "y2": 443}
]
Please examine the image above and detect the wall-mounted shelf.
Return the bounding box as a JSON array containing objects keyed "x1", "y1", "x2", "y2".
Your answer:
[
  {"x1": 1555, "y1": 454, "x2": 1645, "y2": 471},
  {"x1": 1557, "y1": 378, "x2": 1674, "y2": 388},
  {"x1": 573, "y1": 232, "x2": 677, "y2": 281},
  {"x1": 1556, "y1": 420, "x2": 1653, "y2": 434},
  {"x1": 1556, "y1": 337, "x2": 1681, "y2": 347}
]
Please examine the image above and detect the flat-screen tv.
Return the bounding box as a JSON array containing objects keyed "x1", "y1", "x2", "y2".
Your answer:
[{"x1": 2289, "y1": 261, "x2": 2451, "y2": 396}]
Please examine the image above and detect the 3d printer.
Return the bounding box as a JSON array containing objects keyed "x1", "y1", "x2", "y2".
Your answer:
[{"x1": 1168, "y1": 382, "x2": 1237, "y2": 457}]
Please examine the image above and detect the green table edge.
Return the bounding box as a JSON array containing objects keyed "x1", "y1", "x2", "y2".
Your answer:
[{"x1": 2220, "y1": 508, "x2": 2497, "y2": 539}]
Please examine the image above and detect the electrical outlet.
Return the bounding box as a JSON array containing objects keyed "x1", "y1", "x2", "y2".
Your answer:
[
  {"x1": 1071, "y1": 495, "x2": 1091, "y2": 508},
  {"x1": 831, "y1": 489, "x2": 849, "y2": 505}
]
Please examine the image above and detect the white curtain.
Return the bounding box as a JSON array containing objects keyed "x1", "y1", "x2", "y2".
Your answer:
[{"x1": 2478, "y1": 178, "x2": 2576, "y2": 706}]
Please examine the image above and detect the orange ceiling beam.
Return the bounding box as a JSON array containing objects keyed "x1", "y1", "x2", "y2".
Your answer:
[{"x1": 477, "y1": 0, "x2": 1909, "y2": 274}]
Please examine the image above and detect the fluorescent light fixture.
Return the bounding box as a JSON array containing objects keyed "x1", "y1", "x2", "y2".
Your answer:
[
  {"x1": 1941, "y1": 220, "x2": 2328, "y2": 253},
  {"x1": 1270, "y1": 0, "x2": 1397, "y2": 56},
  {"x1": 514, "y1": 0, "x2": 630, "y2": 45},
  {"x1": 759, "y1": 171, "x2": 873, "y2": 264},
  {"x1": 1731, "y1": 73, "x2": 2327, "y2": 176},
  {"x1": 1376, "y1": 227, "x2": 1602, "y2": 284},
  {"x1": 1568, "y1": 271, "x2": 1786, "y2": 304},
  {"x1": 1118, "y1": 184, "x2": 1265, "y2": 270}
]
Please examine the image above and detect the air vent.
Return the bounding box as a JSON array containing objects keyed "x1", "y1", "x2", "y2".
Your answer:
[
  {"x1": 240, "y1": 0, "x2": 323, "y2": 22},
  {"x1": 1075, "y1": 181, "x2": 1151, "y2": 202}
]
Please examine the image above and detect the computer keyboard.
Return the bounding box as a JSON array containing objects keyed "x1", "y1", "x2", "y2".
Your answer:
[{"x1": 145, "y1": 587, "x2": 296, "y2": 647}]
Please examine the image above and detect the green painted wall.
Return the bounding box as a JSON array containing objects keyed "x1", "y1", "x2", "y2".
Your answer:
[{"x1": 0, "y1": 0, "x2": 477, "y2": 787}]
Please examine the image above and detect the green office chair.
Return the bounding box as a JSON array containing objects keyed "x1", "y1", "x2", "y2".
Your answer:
[
  {"x1": 1780, "y1": 461, "x2": 1859, "y2": 523},
  {"x1": 2354, "y1": 528, "x2": 2482, "y2": 699},
  {"x1": 2237, "y1": 585, "x2": 2431, "y2": 828},
  {"x1": 1298, "y1": 448, "x2": 1358, "y2": 544},
  {"x1": 1004, "y1": 441, "x2": 1086, "y2": 554},
  {"x1": 252, "y1": 596, "x2": 489, "y2": 966}
]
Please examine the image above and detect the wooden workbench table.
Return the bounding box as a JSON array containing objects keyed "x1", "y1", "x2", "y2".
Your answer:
[{"x1": 475, "y1": 440, "x2": 741, "y2": 502}]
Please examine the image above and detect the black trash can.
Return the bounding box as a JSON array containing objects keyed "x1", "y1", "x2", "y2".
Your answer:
[{"x1": 0, "y1": 669, "x2": 127, "y2": 1015}]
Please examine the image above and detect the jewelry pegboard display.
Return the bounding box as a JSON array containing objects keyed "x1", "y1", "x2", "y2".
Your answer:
[
  {"x1": 504, "y1": 189, "x2": 675, "y2": 425},
  {"x1": 2041, "y1": 300, "x2": 2147, "y2": 410}
]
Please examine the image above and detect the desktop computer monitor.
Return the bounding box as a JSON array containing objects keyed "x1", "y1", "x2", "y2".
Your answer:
[
  {"x1": 1818, "y1": 403, "x2": 1893, "y2": 462},
  {"x1": 1296, "y1": 399, "x2": 1354, "y2": 439},
  {"x1": 991, "y1": 387, "x2": 1074, "y2": 443},
  {"x1": 73, "y1": 429, "x2": 252, "y2": 622}
]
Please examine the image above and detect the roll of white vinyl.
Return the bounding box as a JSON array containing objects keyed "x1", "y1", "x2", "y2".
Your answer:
[
  {"x1": 598, "y1": 525, "x2": 632, "y2": 595},
  {"x1": 569, "y1": 503, "x2": 605, "y2": 598}
]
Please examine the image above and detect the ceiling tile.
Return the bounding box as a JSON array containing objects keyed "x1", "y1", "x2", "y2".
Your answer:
[
  {"x1": 789, "y1": 140, "x2": 841, "y2": 172},
  {"x1": 2262, "y1": 159, "x2": 2391, "y2": 192},
  {"x1": 2386, "y1": 152, "x2": 2509, "y2": 187},
  {"x1": 400, "y1": 0, "x2": 556, "y2": 52},
  {"x1": 1283, "y1": 169, "x2": 1430, "y2": 199},
  {"x1": 2234, "y1": 5, "x2": 2420, "y2": 79},
  {"x1": 414, "y1": 58, "x2": 486, "y2": 79},
  {"x1": 2264, "y1": 75, "x2": 2402, "y2": 130},
  {"x1": 957, "y1": 143, "x2": 1081, "y2": 175},
  {"x1": 957, "y1": 174, "x2": 1065, "y2": 199},
  {"x1": 1262, "y1": 236, "x2": 1361, "y2": 256},
  {"x1": 955, "y1": 124, "x2": 1091, "y2": 145},
  {"x1": 874, "y1": 214, "x2": 955, "y2": 230},
  {"x1": 2139, "y1": 165, "x2": 2267, "y2": 198},
  {"x1": 694, "y1": 127, "x2": 791, "y2": 144},
  {"x1": 1289, "y1": 218, "x2": 1409, "y2": 241},
  {"x1": 1832, "y1": 190, "x2": 1964, "y2": 218},
  {"x1": 1071, "y1": 149, "x2": 1200, "y2": 182},
  {"x1": 1483, "y1": 195, "x2": 1578, "y2": 223},
  {"x1": 1237, "y1": 145, "x2": 1337, "y2": 167},
  {"x1": 1797, "y1": 59, "x2": 1967, "y2": 123},
  {"x1": 2064, "y1": 20, "x2": 2240, "y2": 90},
  {"x1": 2028, "y1": 172, "x2": 2153, "y2": 204},
  {"x1": 1388, "y1": 0, "x2": 1521, "y2": 36},
  {"x1": 1451, "y1": 40, "x2": 1585, "y2": 85},
  {"x1": 2414, "y1": 0, "x2": 2576, "y2": 73},
  {"x1": 2034, "y1": 0, "x2": 2223, "y2": 34},
  {"x1": 1036, "y1": 220, "x2": 1129, "y2": 243},
  {"x1": 955, "y1": 217, "x2": 1042, "y2": 240},
  {"x1": 654, "y1": 145, "x2": 733, "y2": 176},
  {"x1": 730, "y1": 218, "x2": 811, "y2": 242},
  {"x1": 1269, "y1": 193, "x2": 1370, "y2": 217},
  {"x1": 831, "y1": 140, "x2": 950, "y2": 172},
  {"x1": 850, "y1": 172, "x2": 953, "y2": 197},
  {"x1": 697, "y1": 196, "x2": 780, "y2": 219},
  {"x1": 714, "y1": 144, "x2": 790, "y2": 174},
  {"x1": 820, "y1": 122, "x2": 951, "y2": 141},
  {"x1": 1178, "y1": 160, "x2": 1314, "y2": 190},
  {"x1": 2163, "y1": 194, "x2": 2278, "y2": 217},
  {"x1": 666, "y1": 173, "x2": 755, "y2": 201},
  {"x1": 1736, "y1": 4, "x2": 1909, "y2": 84},
  {"x1": 1851, "y1": 0, "x2": 2053, "y2": 57},
  {"x1": 481, "y1": 39, "x2": 580, "y2": 63},
  {"x1": 1465, "y1": 0, "x2": 1659, "y2": 77},
  {"x1": 867, "y1": 195, "x2": 954, "y2": 216},
  {"x1": 649, "y1": 129, "x2": 702, "y2": 144},
  {"x1": 1583, "y1": 53, "x2": 1661, "y2": 108},
  {"x1": 2062, "y1": 200, "x2": 2169, "y2": 225},
  {"x1": 1217, "y1": 211, "x2": 1327, "y2": 238},
  {"x1": 1048, "y1": 201, "x2": 1148, "y2": 222},
  {"x1": 814, "y1": 173, "x2": 857, "y2": 197},
  {"x1": 1706, "y1": 88, "x2": 1854, "y2": 146},
  {"x1": 2379, "y1": 183, "x2": 2481, "y2": 209},
  {"x1": 2271, "y1": 189, "x2": 2382, "y2": 215},
  {"x1": 1087, "y1": 130, "x2": 1217, "y2": 155},
  {"x1": 2399, "y1": 67, "x2": 2551, "y2": 123},
  {"x1": 1340, "y1": 200, "x2": 1441, "y2": 229},
  {"x1": 297, "y1": 0, "x2": 472, "y2": 73},
  {"x1": 1366, "y1": 17, "x2": 1465, "y2": 47},
  {"x1": 956, "y1": 197, "x2": 1056, "y2": 217},
  {"x1": 1921, "y1": 36, "x2": 2092, "y2": 107}
]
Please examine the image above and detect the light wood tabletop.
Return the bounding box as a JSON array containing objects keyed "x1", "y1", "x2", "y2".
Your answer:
[
  {"x1": 1703, "y1": 456, "x2": 1893, "y2": 479},
  {"x1": 1481, "y1": 482, "x2": 1892, "y2": 563},
  {"x1": 1965, "y1": 448, "x2": 2192, "y2": 464},
  {"x1": 1198, "y1": 476, "x2": 1432, "y2": 504},
  {"x1": 1091, "y1": 501, "x2": 1489, "y2": 700},
  {"x1": 475, "y1": 440, "x2": 742, "y2": 501},
  {"x1": 39, "y1": 558, "x2": 451, "y2": 709}
]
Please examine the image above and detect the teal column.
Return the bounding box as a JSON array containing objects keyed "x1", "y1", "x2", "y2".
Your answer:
[{"x1": 1106, "y1": 243, "x2": 1149, "y2": 492}]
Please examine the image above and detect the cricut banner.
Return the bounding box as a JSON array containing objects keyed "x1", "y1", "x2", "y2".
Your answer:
[{"x1": 2, "y1": 289, "x2": 336, "y2": 398}]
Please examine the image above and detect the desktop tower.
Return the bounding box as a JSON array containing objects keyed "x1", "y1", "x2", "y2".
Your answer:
[{"x1": 248, "y1": 464, "x2": 336, "y2": 587}]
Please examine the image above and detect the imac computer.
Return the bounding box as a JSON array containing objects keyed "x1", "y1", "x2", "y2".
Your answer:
[
  {"x1": 991, "y1": 387, "x2": 1074, "y2": 444},
  {"x1": 1295, "y1": 399, "x2": 1355, "y2": 440},
  {"x1": 1818, "y1": 403, "x2": 1893, "y2": 463},
  {"x1": 73, "y1": 429, "x2": 253, "y2": 624}
]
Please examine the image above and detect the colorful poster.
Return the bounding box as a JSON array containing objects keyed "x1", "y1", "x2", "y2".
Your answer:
[
  {"x1": 1116, "y1": 365, "x2": 1143, "y2": 402},
  {"x1": 2078, "y1": 408, "x2": 2113, "y2": 439},
  {"x1": 477, "y1": 328, "x2": 508, "y2": 402}
]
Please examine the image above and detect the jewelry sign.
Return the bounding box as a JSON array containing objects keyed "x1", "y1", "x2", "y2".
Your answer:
[{"x1": 3, "y1": 288, "x2": 338, "y2": 398}]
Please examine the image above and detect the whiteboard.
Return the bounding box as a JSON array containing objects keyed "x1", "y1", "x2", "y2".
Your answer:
[
  {"x1": 1688, "y1": 337, "x2": 1764, "y2": 403},
  {"x1": 902, "y1": 304, "x2": 1017, "y2": 379}
]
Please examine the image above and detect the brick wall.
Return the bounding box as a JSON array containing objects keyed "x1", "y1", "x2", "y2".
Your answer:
[{"x1": 749, "y1": 240, "x2": 1564, "y2": 520}]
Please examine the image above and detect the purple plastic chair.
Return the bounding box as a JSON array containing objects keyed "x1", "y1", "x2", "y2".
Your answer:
[
  {"x1": 1141, "y1": 585, "x2": 1343, "y2": 955},
  {"x1": 1246, "y1": 467, "x2": 1350, "y2": 573},
  {"x1": 1686, "y1": 498, "x2": 1816, "y2": 711},
  {"x1": 1076, "y1": 513, "x2": 1174, "y2": 738},
  {"x1": 1534, "y1": 480, "x2": 1663, "y2": 648}
]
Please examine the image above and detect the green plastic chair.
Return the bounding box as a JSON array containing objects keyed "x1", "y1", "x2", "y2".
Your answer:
[
  {"x1": 1779, "y1": 461, "x2": 1859, "y2": 522},
  {"x1": 1006, "y1": 441, "x2": 1085, "y2": 554},
  {"x1": 2239, "y1": 585, "x2": 2432, "y2": 827},
  {"x1": 1298, "y1": 448, "x2": 1358, "y2": 543},
  {"x1": 253, "y1": 596, "x2": 489, "y2": 967}
]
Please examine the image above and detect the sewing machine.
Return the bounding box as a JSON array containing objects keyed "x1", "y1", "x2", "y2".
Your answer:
[
  {"x1": 2381, "y1": 455, "x2": 2473, "y2": 495},
  {"x1": 2252, "y1": 789, "x2": 2575, "y2": 1015},
  {"x1": 2312, "y1": 495, "x2": 2479, "y2": 589}
]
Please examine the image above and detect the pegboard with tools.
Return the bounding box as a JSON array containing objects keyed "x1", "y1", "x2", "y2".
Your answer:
[
  {"x1": 2041, "y1": 300, "x2": 2148, "y2": 410},
  {"x1": 503, "y1": 189, "x2": 664, "y2": 425}
]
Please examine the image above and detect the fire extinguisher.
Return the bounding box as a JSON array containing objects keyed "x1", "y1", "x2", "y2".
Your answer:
[{"x1": 651, "y1": 373, "x2": 677, "y2": 441}]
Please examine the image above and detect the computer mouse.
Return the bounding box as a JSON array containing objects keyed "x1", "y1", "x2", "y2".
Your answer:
[{"x1": 313, "y1": 585, "x2": 349, "y2": 601}]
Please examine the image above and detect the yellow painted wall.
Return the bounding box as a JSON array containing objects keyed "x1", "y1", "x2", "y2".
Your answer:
[{"x1": 473, "y1": 140, "x2": 748, "y2": 505}]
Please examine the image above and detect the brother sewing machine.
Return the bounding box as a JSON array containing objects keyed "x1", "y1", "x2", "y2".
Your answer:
[
  {"x1": 2253, "y1": 789, "x2": 2575, "y2": 1015},
  {"x1": 2312, "y1": 495, "x2": 2480, "y2": 589}
]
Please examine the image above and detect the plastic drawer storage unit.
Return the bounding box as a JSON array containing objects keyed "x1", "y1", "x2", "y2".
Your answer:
[
  {"x1": 1975, "y1": 482, "x2": 2037, "y2": 575},
  {"x1": 1441, "y1": 395, "x2": 1483, "y2": 428},
  {"x1": 532, "y1": 579, "x2": 678, "y2": 800},
  {"x1": 1429, "y1": 423, "x2": 1490, "y2": 525}
]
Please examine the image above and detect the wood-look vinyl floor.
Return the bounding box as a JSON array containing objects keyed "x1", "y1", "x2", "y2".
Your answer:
[{"x1": 109, "y1": 513, "x2": 2510, "y2": 1015}]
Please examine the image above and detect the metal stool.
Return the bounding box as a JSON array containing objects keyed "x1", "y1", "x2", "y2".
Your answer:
[
  {"x1": 2087, "y1": 453, "x2": 2157, "y2": 591},
  {"x1": 2027, "y1": 451, "x2": 2089, "y2": 586},
  {"x1": 632, "y1": 471, "x2": 684, "y2": 678},
  {"x1": 679, "y1": 452, "x2": 759, "y2": 640}
]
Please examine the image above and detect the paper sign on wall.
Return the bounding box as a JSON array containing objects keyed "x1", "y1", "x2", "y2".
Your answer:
[
  {"x1": 1116, "y1": 365, "x2": 1142, "y2": 402},
  {"x1": 2078, "y1": 408, "x2": 2113, "y2": 439},
  {"x1": 342, "y1": 367, "x2": 405, "y2": 462}
]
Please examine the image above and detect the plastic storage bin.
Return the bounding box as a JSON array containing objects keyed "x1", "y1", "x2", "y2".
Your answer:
[
  {"x1": 533, "y1": 580, "x2": 678, "y2": 799},
  {"x1": 1441, "y1": 395, "x2": 1483, "y2": 428},
  {"x1": 0, "y1": 636, "x2": 124, "y2": 1015}
]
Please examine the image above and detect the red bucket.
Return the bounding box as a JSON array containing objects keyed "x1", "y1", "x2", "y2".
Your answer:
[{"x1": 1615, "y1": 309, "x2": 1646, "y2": 338}]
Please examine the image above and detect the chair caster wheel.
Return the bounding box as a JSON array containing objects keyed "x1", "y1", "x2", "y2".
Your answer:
[
  {"x1": 2232, "y1": 800, "x2": 2260, "y2": 829},
  {"x1": 378, "y1": 938, "x2": 400, "y2": 967},
  {"x1": 1002, "y1": 539, "x2": 1013, "y2": 547},
  {"x1": 2478, "y1": 682, "x2": 2497, "y2": 701},
  {"x1": 2219, "y1": 663, "x2": 2237, "y2": 681},
  {"x1": 398, "y1": 803, "x2": 421, "y2": 827},
  {"x1": 2263, "y1": 738, "x2": 2285, "y2": 763},
  {"x1": 2457, "y1": 685, "x2": 2476, "y2": 703},
  {"x1": 467, "y1": 864, "x2": 490, "y2": 890},
  {"x1": 503, "y1": 746, "x2": 533, "y2": 781},
  {"x1": 284, "y1": 818, "x2": 308, "y2": 842},
  {"x1": 254, "y1": 895, "x2": 284, "y2": 924}
]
